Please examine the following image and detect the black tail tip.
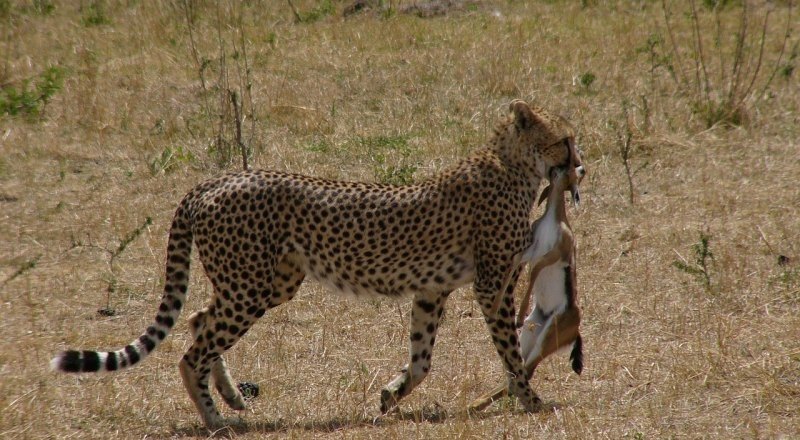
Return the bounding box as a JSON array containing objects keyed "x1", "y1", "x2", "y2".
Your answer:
[
  {"x1": 50, "y1": 350, "x2": 101, "y2": 373},
  {"x1": 570, "y1": 335, "x2": 584, "y2": 375}
]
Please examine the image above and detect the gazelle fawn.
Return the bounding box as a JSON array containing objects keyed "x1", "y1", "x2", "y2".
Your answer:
[{"x1": 473, "y1": 162, "x2": 585, "y2": 411}]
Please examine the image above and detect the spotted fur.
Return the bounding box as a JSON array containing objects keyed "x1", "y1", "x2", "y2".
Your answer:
[{"x1": 51, "y1": 100, "x2": 579, "y2": 428}]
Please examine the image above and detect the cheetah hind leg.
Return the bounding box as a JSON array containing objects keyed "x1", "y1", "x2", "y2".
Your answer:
[
  {"x1": 180, "y1": 306, "x2": 228, "y2": 428},
  {"x1": 188, "y1": 309, "x2": 248, "y2": 411},
  {"x1": 181, "y1": 257, "x2": 306, "y2": 427},
  {"x1": 189, "y1": 257, "x2": 307, "y2": 414},
  {"x1": 228, "y1": 254, "x2": 305, "y2": 410}
]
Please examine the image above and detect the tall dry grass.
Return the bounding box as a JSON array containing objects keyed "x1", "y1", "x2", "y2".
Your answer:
[{"x1": 1, "y1": 1, "x2": 798, "y2": 438}]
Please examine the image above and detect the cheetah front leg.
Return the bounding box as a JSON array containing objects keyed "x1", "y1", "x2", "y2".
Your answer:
[
  {"x1": 476, "y1": 267, "x2": 542, "y2": 412},
  {"x1": 380, "y1": 290, "x2": 451, "y2": 413}
]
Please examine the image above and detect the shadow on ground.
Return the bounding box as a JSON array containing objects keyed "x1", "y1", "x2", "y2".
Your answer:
[{"x1": 169, "y1": 399, "x2": 563, "y2": 437}]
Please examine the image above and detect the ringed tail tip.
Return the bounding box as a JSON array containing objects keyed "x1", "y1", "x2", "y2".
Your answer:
[{"x1": 51, "y1": 350, "x2": 100, "y2": 373}]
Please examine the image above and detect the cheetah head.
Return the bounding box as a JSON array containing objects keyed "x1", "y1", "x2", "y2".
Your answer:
[
  {"x1": 498, "y1": 100, "x2": 581, "y2": 183},
  {"x1": 538, "y1": 153, "x2": 587, "y2": 207}
]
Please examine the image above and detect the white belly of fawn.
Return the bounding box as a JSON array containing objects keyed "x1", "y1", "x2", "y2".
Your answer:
[{"x1": 519, "y1": 262, "x2": 569, "y2": 365}]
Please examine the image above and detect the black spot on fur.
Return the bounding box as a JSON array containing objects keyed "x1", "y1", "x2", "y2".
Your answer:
[
  {"x1": 124, "y1": 345, "x2": 140, "y2": 366},
  {"x1": 416, "y1": 299, "x2": 436, "y2": 314},
  {"x1": 105, "y1": 352, "x2": 118, "y2": 371},
  {"x1": 79, "y1": 351, "x2": 101, "y2": 372},
  {"x1": 139, "y1": 335, "x2": 156, "y2": 352}
]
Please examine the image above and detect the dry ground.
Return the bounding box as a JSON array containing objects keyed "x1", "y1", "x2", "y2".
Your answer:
[{"x1": 1, "y1": 1, "x2": 799, "y2": 438}]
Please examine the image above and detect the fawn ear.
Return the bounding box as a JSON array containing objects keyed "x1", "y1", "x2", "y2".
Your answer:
[
  {"x1": 538, "y1": 184, "x2": 552, "y2": 206},
  {"x1": 509, "y1": 100, "x2": 541, "y2": 130}
]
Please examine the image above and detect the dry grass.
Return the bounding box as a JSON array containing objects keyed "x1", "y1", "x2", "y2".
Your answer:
[{"x1": 1, "y1": 1, "x2": 799, "y2": 438}]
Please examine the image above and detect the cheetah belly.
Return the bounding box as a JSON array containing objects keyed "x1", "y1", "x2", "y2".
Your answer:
[{"x1": 291, "y1": 246, "x2": 476, "y2": 297}]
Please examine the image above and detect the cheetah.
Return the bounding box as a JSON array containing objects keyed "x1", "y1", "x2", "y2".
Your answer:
[{"x1": 51, "y1": 100, "x2": 582, "y2": 428}]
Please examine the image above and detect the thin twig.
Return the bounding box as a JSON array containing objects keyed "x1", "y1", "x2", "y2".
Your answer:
[
  {"x1": 713, "y1": 4, "x2": 725, "y2": 102},
  {"x1": 230, "y1": 90, "x2": 248, "y2": 171},
  {"x1": 236, "y1": 7, "x2": 257, "y2": 154},
  {"x1": 661, "y1": 0, "x2": 688, "y2": 88},
  {"x1": 759, "y1": 1, "x2": 794, "y2": 98},
  {"x1": 756, "y1": 226, "x2": 777, "y2": 256},
  {"x1": 182, "y1": 0, "x2": 206, "y2": 92},
  {"x1": 1, "y1": 255, "x2": 41, "y2": 287},
  {"x1": 613, "y1": 103, "x2": 636, "y2": 205},
  {"x1": 232, "y1": 3, "x2": 256, "y2": 166},
  {"x1": 215, "y1": 1, "x2": 230, "y2": 167},
  {"x1": 287, "y1": 0, "x2": 302, "y2": 22},
  {"x1": 727, "y1": 2, "x2": 749, "y2": 106},
  {"x1": 689, "y1": 0, "x2": 710, "y2": 99},
  {"x1": 736, "y1": 7, "x2": 769, "y2": 111}
]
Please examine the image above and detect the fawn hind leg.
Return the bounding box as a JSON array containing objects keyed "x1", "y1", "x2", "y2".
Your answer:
[{"x1": 521, "y1": 306, "x2": 581, "y2": 377}]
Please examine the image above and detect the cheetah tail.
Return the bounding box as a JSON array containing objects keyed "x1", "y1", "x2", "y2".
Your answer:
[{"x1": 50, "y1": 203, "x2": 193, "y2": 374}]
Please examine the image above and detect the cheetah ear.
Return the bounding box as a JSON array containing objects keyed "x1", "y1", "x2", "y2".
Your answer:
[{"x1": 509, "y1": 100, "x2": 541, "y2": 130}]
